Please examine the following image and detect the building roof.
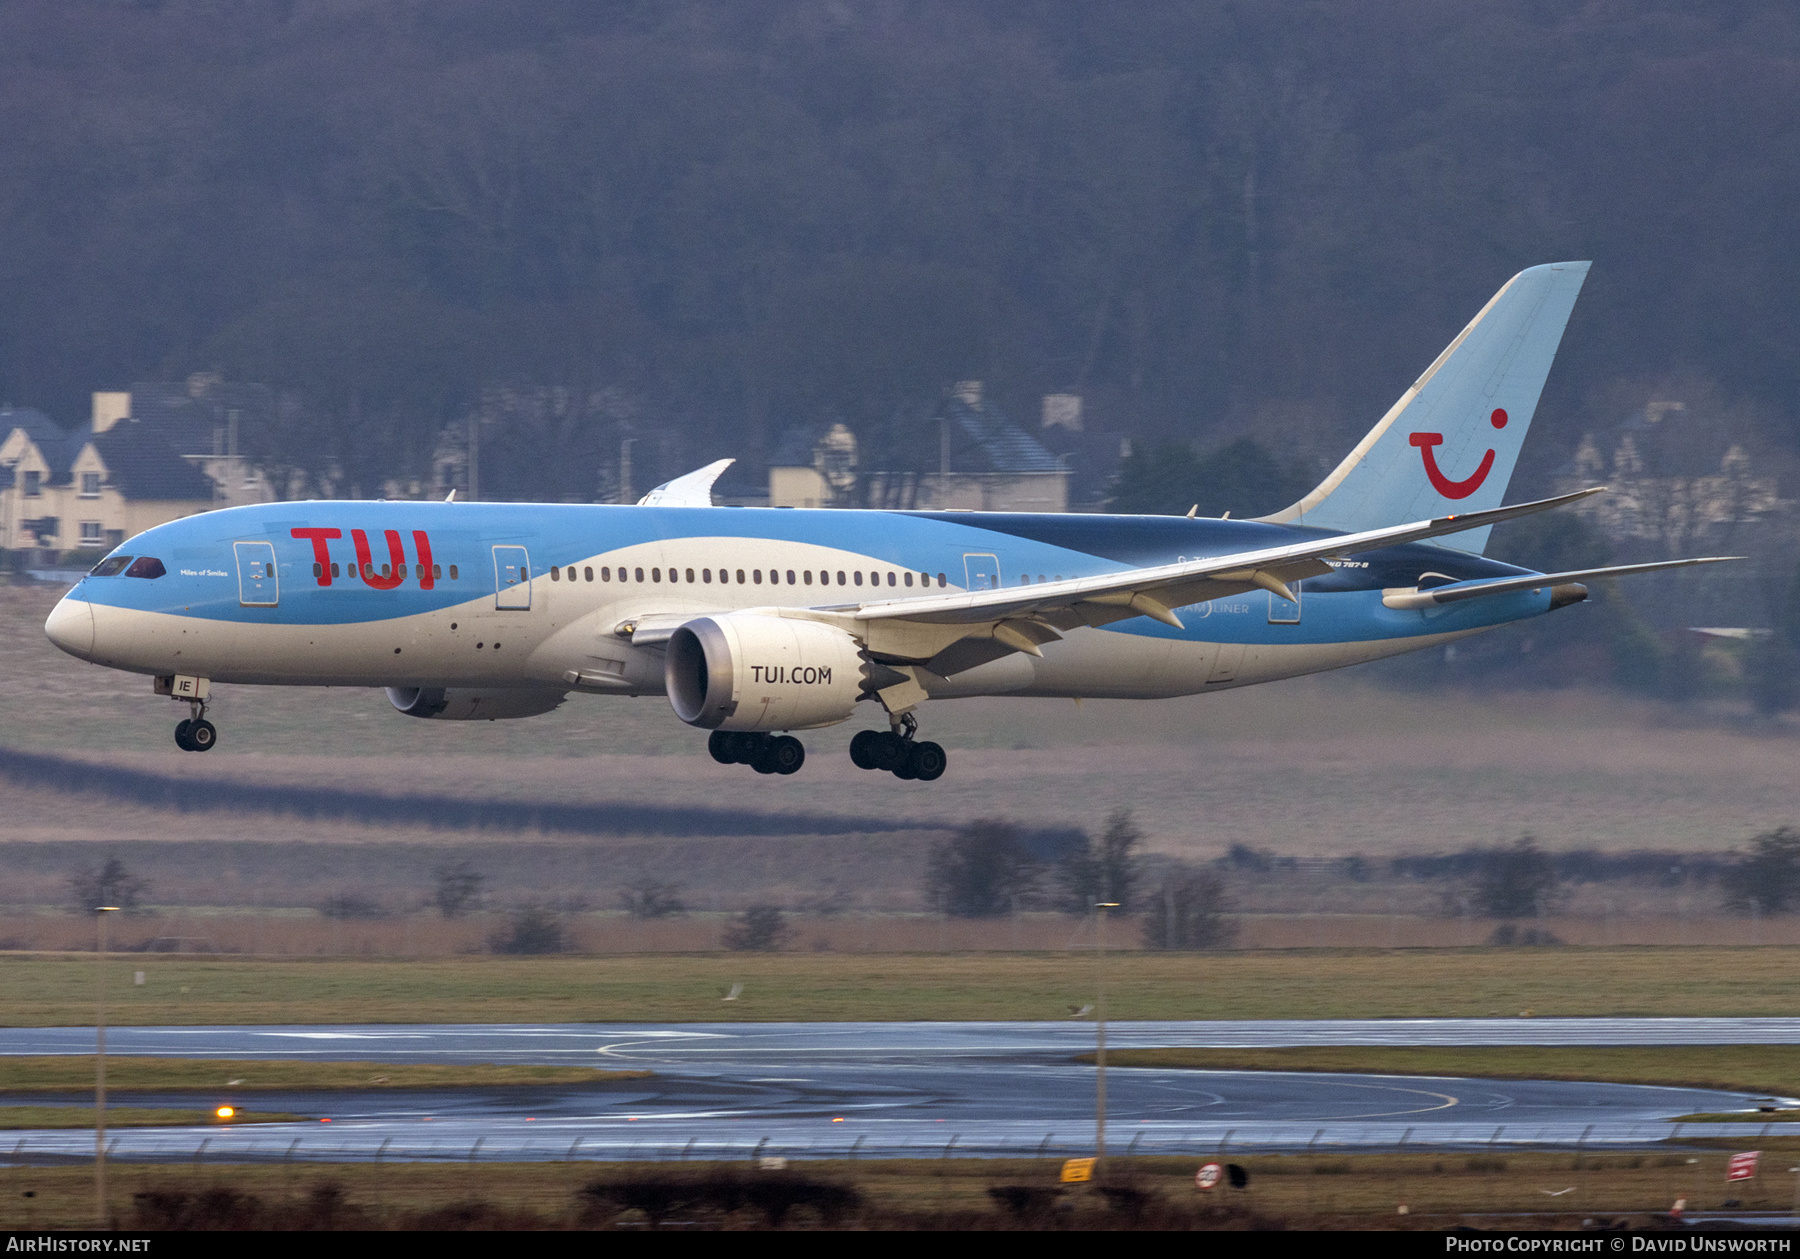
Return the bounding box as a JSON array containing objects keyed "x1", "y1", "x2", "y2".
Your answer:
[
  {"x1": 90, "y1": 421, "x2": 217, "y2": 501},
  {"x1": 0, "y1": 407, "x2": 76, "y2": 480},
  {"x1": 126, "y1": 379, "x2": 277, "y2": 457},
  {"x1": 938, "y1": 395, "x2": 1066, "y2": 475}
]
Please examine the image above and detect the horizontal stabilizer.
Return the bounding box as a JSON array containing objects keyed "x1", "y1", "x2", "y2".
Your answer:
[{"x1": 1381, "y1": 556, "x2": 1742, "y2": 610}]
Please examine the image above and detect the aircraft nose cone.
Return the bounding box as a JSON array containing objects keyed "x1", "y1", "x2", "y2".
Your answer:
[{"x1": 44, "y1": 596, "x2": 94, "y2": 659}]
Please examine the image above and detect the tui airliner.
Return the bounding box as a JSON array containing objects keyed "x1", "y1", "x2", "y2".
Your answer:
[{"x1": 43, "y1": 262, "x2": 1732, "y2": 780}]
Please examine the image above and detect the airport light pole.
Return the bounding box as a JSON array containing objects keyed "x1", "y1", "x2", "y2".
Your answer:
[
  {"x1": 1094, "y1": 901, "x2": 1119, "y2": 1174},
  {"x1": 94, "y1": 904, "x2": 120, "y2": 1228}
]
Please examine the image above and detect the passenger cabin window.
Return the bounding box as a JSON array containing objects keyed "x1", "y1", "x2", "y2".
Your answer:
[
  {"x1": 584, "y1": 566, "x2": 592, "y2": 581},
  {"x1": 90, "y1": 555, "x2": 132, "y2": 577},
  {"x1": 635, "y1": 567, "x2": 645, "y2": 582},
  {"x1": 124, "y1": 556, "x2": 166, "y2": 579},
  {"x1": 449, "y1": 565, "x2": 459, "y2": 580}
]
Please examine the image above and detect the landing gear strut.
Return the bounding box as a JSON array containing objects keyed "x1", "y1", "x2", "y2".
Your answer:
[
  {"x1": 849, "y1": 713, "x2": 947, "y2": 781},
  {"x1": 174, "y1": 700, "x2": 217, "y2": 752},
  {"x1": 708, "y1": 730, "x2": 805, "y2": 775}
]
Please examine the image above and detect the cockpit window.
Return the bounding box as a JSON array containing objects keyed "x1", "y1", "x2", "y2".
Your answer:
[
  {"x1": 90, "y1": 556, "x2": 132, "y2": 577},
  {"x1": 124, "y1": 556, "x2": 167, "y2": 579}
]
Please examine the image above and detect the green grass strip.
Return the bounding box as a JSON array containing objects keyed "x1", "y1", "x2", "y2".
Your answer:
[
  {"x1": 0, "y1": 1106, "x2": 303, "y2": 1129},
  {"x1": 0, "y1": 1058, "x2": 649, "y2": 1092},
  {"x1": 1082, "y1": 1045, "x2": 1800, "y2": 1099}
]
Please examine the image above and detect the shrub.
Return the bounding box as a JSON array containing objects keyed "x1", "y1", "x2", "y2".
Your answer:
[
  {"x1": 1142, "y1": 866, "x2": 1236, "y2": 949},
  {"x1": 1721, "y1": 826, "x2": 1800, "y2": 914},
  {"x1": 491, "y1": 907, "x2": 564, "y2": 954},
  {"x1": 619, "y1": 879, "x2": 686, "y2": 918},
  {"x1": 1471, "y1": 837, "x2": 1561, "y2": 918},
  {"x1": 319, "y1": 894, "x2": 387, "y2": 920},
  {"x1": 723, "y1": 905, "x2": 791, "y2": 951}
]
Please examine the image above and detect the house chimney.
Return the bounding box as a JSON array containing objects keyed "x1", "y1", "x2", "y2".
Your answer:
[
  {"x1": 92, "y1": 392, "x2": 130, "y2": 433},
  {"x1": 1042, "y1": 393, "x2": 1083, "y2": 431}
]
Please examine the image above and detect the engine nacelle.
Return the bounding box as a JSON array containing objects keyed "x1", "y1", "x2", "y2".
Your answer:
[
  {"x1": 385, "y1": 687, "x2": 568, "y2": 720},
  {"x1": 665, "y1": 614, "x2": 865, "y2": 731}
]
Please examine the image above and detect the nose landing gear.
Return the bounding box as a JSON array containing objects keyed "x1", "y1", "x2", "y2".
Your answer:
[
  {"x1": 849, "y1": 713, "x2": 946, "y2": 781},
  {"x1": 174, "y1": 702, "x2": 217, "y2": 752},
  {"x1": 707, "y1": 730, "x2": 805, "y2": 775}
]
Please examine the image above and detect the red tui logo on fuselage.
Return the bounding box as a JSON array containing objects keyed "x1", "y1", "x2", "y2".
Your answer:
[{"x1": 291, "y1": 528, "x2": 437, "y2": 588}]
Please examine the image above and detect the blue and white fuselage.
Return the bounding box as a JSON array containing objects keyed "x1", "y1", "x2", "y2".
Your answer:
[
  {"x1": 39, "y1": 262, "x2": 1737, "y2": 777},
  {"x1": 47, "y1": 500, "x2": 1549, "y2": 697}
]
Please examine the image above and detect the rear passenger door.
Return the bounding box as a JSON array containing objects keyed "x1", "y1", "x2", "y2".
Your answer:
[{"x1": 493, "y1": 545, "x2": 532, "y2": 610}]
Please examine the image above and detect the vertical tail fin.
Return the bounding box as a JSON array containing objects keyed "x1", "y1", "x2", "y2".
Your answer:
[{"x1": 1259, "y1": 261, "x2": 1590, "y2": 553}]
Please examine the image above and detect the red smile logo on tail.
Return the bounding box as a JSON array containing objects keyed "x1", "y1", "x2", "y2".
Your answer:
[{"x1": 1409, "y1": 409, "x2": 1508, "y2": 499}]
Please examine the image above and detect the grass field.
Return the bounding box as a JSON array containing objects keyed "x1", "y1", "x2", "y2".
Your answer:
[
  {"x1": 0, "y1": 1105, "x2": 300, "y2": 1128},
  {"x1": 1082, "y1": 1046, "x2": 1800, "y2": 1097},
  {"x1": 9, "y1": 946, "x2": 1800, "y2": 1025},
  {"x1": 0, "y1": 1058, "x2": 648, "y2": 1091},
  {"x1": 6, "y1": 1150, "x2": 1797, "y2": 1229}
]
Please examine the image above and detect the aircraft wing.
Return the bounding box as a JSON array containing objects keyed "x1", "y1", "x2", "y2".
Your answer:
[
  {"x1": 637, "y1": 459, "x2": 735, "y2": 507},
  {"x1": 824, "y1": 488, "x2": 1606, "y2": 664}
]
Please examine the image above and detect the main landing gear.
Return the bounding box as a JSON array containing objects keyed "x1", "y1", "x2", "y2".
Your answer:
[
  {"x1": 849, "y1": 713, "x2": 946, "y2": 781},
  {"x1": 173, "y1": 701, "x2": 217, "y2": 753},
  {"x1": 708, "y1": 730, "x2": 805, "y2": 776}
]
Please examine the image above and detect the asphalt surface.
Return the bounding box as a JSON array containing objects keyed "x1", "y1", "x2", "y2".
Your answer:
[{"x1": 3, "y1": 1020, "x2": 1795, "y2": 1162}]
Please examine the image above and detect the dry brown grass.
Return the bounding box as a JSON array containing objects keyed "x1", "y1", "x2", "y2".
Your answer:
[{"x1": 4, "y1": 1150, "x2": 1798, "y2": 1229}]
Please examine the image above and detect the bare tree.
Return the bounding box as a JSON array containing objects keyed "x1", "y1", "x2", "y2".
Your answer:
[
  {"x1": 432, "y1": 860, "x2": 484, "y2": 918},
  {"x1": 1057, "y1": 807, "x2": 1143, "y2": 912},
  {"x1": 69, "y1": 857, "x2": 146, "y2": 914},
  {"x1": 1142, "y1": 866, "x2": 1235, "y2": 950},
  {"x1": 925, "y1": 820, "x2": 1039, "y2": 918}
]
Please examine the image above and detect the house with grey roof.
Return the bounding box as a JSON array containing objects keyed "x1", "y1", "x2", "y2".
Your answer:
[
  {"x1": 0, "y1": 385, "x2": 237, "y2": 558},
  {"x1": 769, "y1": 382, "x2": 1072, "y2": 512}
]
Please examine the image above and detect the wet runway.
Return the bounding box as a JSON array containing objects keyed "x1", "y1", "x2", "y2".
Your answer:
[{"x1": 3, "y1": 1020, "x2": 1794, "y2": 1162}]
